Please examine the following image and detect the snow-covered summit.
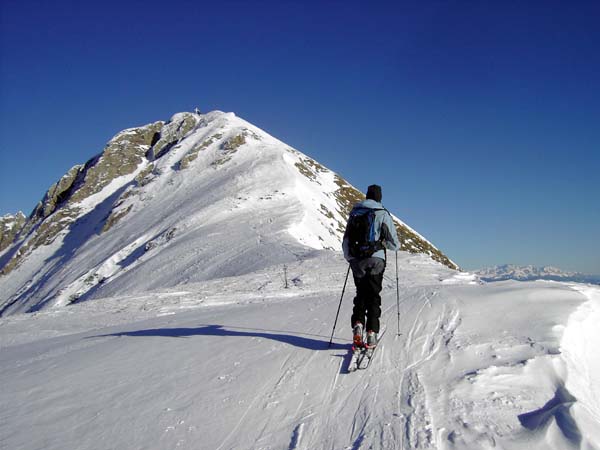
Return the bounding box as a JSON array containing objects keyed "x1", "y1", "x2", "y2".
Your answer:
[
  {"x1": 477, "y1": 264, "x2": 600, "y2": 285},
  {"x1": 0, "y1": 110, "x2": 456, "y2": 315}
]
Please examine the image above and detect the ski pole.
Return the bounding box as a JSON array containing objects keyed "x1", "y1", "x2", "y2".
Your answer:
[
  {"x1": 328, "y1": 264, "x2": 351, "y2": 348},
  {"x1": 396, "y1": 251, "x2": 400, "y2": 336}
]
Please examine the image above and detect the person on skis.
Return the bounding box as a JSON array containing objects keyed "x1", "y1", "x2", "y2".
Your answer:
[{"x1": 342, "y1": 184, "x2": 400, "y2": 349}]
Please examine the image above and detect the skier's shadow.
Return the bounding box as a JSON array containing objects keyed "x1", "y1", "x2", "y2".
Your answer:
[{"x1": 95, "y1": 324, "x2": 349, "y2": 351}]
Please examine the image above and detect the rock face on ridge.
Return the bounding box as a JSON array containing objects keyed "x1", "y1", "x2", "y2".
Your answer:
[
  {"x1": 0, "y1": 213, "x2": 26, "y2": 253},
  {"x1": 0, "y1": 110, "x2": 457, "y2": 316},
  {"x1": 0, "y1": 118, "x2": 170, "y2": 276}
]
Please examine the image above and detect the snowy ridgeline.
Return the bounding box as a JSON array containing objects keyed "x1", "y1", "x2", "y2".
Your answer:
[{"x1": 1, "y1": 251, "x2": 598, "y2": 450}]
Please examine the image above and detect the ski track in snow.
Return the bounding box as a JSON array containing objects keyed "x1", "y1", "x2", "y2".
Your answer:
[{"x1": 1, "y1": 254, "x2": 598, "y2": 450}]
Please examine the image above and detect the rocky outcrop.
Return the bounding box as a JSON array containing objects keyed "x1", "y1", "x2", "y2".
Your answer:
[
  {"x1": 179, "y1": 133, "x2": 222, "y2": 170},
  {"x1": 213, "y1": 133, "x2": 246, "y2": 167},
  {"x1": 30, "y1": 165, "x2": 83, "y2": 222},
  {"x1": 146, "y1": 113, "x2": 197, "y2": 160},
  {"x1": 295, "y1": 155, "x2": 328, "y2": 184},
  {"x1": 102, "y1": 205, "x2": 133, "y2": 233},
  {"x1": 0, "y1": 213, "x2": 26, "y2": 252},
  {"x1": 1, "y1": 120, "x2": 169, "y2": 276},
  {"x1": 70, "y1": 122, "x2": 163, "y2": 204}
]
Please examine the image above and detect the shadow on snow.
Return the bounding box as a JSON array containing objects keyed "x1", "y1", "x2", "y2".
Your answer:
[
  {"x1": 518, "y1": 385, "x2": 581, "y2": 446},
  {"x1": 94, "y1": 324, "x2": 349, "y2": 351}
]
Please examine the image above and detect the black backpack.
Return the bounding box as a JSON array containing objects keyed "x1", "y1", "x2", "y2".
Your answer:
[{"x1": 345, "y1": 207, "x2": 385, "y2": 258}]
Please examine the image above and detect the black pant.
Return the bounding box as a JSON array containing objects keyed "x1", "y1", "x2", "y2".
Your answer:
[{"x1": 350, "y1": 257, "x2": 385, "y2": 333}]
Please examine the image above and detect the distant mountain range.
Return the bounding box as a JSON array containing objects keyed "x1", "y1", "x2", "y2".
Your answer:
[{"x1": 476, "y1": 264, "x2": 600, "y2": 285}]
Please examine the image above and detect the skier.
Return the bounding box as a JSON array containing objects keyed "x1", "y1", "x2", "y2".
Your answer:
[{"x1": 342, "y1": 184, "x2": 400, "y2": 349}]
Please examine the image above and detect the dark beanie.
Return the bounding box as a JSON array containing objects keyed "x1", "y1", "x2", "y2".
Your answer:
[{"x1": 366, "y1": 184, "x2": 382, "y2": 202}]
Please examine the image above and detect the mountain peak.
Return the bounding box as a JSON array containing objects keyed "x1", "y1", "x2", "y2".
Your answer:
[{"x1": 0, "y1": 110, "x2": 457, "y2": 315}]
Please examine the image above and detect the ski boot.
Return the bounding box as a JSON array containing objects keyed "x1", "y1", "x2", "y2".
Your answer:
[
  {"x1": 353, "y1": 322, "x2": 364, "y2": 348},
  {"x1": 365, "y1": 330, "x2": 378, "y2": 349}
]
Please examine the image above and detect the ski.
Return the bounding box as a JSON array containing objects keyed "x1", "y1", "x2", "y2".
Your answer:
[
  {"x1": 348, "y1": 345, "x2": 365, "y2": 372},
  {"x1": 358, "y1": 345, "x2": 376, "y2": 370},
  {"x1": 348, "y1": 328, "x2": 386, "y2": 372}
]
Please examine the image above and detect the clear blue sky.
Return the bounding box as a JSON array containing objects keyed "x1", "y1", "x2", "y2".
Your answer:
[{"x1": 1, "y1": 0, "x2": 599, "y2": 273}]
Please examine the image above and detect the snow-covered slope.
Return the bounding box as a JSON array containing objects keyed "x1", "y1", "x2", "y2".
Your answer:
[
  {"x1": 1, "y1": 252, "x2": 598, "y2": 449},
  {"x1": 477, "y1": 264, "x2": 600, "y2": 285},
  {"x1": 0, "y1": 110, "x2": 456, "y2": 316}
]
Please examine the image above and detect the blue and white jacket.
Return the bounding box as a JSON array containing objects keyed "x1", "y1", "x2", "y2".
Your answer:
[{"x1": 342, "y1": 199, "x2": 401, "y2": 261}]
